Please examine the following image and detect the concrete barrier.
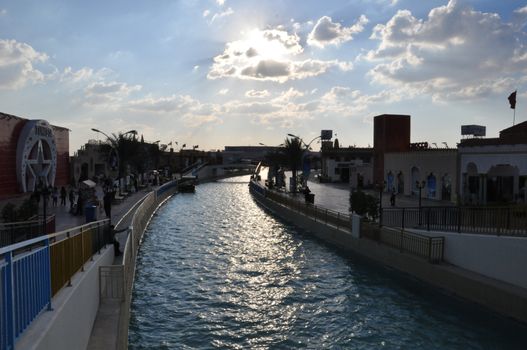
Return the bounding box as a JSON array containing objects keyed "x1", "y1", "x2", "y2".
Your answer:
[{"x1": 249, "y1": 181, "x2": 527, "y2": 324}]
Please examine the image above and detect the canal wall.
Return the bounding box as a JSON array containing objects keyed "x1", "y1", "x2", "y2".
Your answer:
[
  {"x1": 115, "y1": 180, "x2": 179, "y2": 350},
  {"x1": 249, "y1": 183, "x2": 527, "y2": 324},
  {"x1": 408, "y1": 229, "x2": 527, "y2": 290}
]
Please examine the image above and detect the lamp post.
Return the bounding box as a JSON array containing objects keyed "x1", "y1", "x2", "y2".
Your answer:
[
  {"x1": 287, "y1": 133, "x2": 321, "y2": 187},
  {"x1": 378, "y1": 180, "x2": 386, "y2": 226},
  {"x1": 91, "y1": 128, "x2": 137, "y2": 195},
  {"x1": 416, "y1": 180, "x2": 426, "y2": 226},
  {"x1": 35, "y1": 179, "x2": 50, "y2": 234}
]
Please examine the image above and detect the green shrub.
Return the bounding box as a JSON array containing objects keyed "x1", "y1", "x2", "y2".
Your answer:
[
  {"x1": 349, "y1": 190, "x2": 379, "y2": 221},
  {"x1": 17, "y1": 198, "x2": 39, "y2": 221},
  {"x1": 1, "y1": 202, "x2": 17, "y2": 222}
]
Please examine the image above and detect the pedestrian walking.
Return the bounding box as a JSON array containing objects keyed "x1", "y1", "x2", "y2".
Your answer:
[
  {"x1": 390, "y1": 190, "x2": 396, "y2": 207},
  {"x1": 68, "y1": 187, "x2": 75, "y2": 211},
  {"x1": 60, "y1": 186, "x2": 67, "y2": 206},
  {"x1": 52, "y1": 187, "x2": 58, "y2": 207}
]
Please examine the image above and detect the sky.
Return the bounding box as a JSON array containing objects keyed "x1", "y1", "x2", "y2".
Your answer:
[{"x1": 1, "y1": 0, "x2": 527, "y2": 152}]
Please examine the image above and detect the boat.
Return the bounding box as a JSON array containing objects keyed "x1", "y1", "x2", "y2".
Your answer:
[{"x1": 178, "y1": 175, "x2": 197, "y2": 193}]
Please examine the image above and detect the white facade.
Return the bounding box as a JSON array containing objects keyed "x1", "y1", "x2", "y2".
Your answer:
[
  {"x1": 384, "y1": 150, "x2": 458, "y2": 202},
  {"x1": 459, "y1": 143, "x2": 527, "y2": 204}
]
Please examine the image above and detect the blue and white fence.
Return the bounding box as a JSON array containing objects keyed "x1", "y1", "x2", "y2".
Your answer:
[{"x1": 1, "y1": 238, "x2": 52, "y2": 350}]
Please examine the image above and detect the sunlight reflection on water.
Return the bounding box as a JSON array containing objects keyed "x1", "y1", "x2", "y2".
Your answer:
[{"x1": 129, "y1": 175, "x2": 527, "y2": 349}]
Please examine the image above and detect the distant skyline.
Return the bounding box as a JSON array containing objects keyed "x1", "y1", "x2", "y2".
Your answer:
[{"x1": 1, "y1": 0, "x2": 526, "y2": 152}]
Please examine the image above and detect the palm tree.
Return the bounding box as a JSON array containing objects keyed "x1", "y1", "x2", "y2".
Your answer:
[{"x1": 282, "y1": 137, "x2": 304, "y2": 192}]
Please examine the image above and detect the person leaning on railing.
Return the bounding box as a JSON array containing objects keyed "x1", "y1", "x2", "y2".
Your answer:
[{"x1": 109, "y1": 225, "x2": 127, "y2": 256}]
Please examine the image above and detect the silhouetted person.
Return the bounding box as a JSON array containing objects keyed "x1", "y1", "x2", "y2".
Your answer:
[
  {"x1": 68, "y1": 188, "x2": 75, "y2": 211},
  {"x1": 52, "y1": 187, "x2": 58, "y2": 207},
  {"x1": 109, "y1": 225, "x2": 127, "y2": 256},
  {"x1": 390, "y1": 191, "x2": 396, "y2": 207},
  {"x1": 60, "y1": 186, "x2": 67, "y2": 206},
  {"x1": 103, "y1": 190, "x2": 115, "y2": 222}
]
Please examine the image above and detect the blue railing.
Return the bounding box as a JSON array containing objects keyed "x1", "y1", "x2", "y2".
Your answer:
[{"x1": 1, "y1": 238, "x2": 52, "y2": 350}]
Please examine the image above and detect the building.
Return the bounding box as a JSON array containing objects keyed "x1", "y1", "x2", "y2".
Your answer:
[
  {"x1": 0, "y1": 112, "x2": 69, "y2": 200},
  {"x1": 375, "y1": 114, "x2": 458, "y2": 202},
  {"x1": 320, "y1": 141, "x2": 374, "y2": 188},
  {"x1": 458, "y1": 121, "x2": 527, "y2": 204},
  {"x1": 373, "y1": 114, "x2": 411, "y2": 185},
  {"x1": 384, "y1": 146, "x2": 458, "y2": 201},
  {"x1": 70, "y1": 140, "x2": 116, "y2": 184}
]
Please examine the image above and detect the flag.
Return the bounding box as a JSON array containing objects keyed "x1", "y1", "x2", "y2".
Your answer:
[{"x1": 508, "y1": 91, "x2": 517, "y2": 109}]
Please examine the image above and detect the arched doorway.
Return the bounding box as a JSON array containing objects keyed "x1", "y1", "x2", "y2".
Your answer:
[
  {"x1": 441, "y1": 174, "x2": 452, "y2": 201},
  {"x1": 427, "y1": 173, "x2": 436, "y2": 199},
  {"x1": 397, "y1": 171, "x2": 404, "y2": 194},
  {"x1": 387, "y1": 171, "x2": 394, "y2": 192},
  {"x1": 411, "y1": 167, "x2": 420, "y2": 195},
  {"x1": 486, "y1": 165, "x2": 518, "y2": 203},
  {"x1": 466, "y1": 162, "x2": 479, "y2": 204}
]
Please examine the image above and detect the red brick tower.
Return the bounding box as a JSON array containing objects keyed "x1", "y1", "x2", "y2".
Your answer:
[{"x1": 373, "y1": 114, "x2": 410, "y2": 185}]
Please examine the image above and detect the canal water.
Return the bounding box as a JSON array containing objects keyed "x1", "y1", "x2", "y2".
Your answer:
[{"x1": 129, "y1": 176, "x2": 527, "y2": 349}]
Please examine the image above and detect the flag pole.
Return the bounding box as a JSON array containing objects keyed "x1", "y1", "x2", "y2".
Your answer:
[{"x1": 513, "y1": 107, "x2": 516, "y2": 126}]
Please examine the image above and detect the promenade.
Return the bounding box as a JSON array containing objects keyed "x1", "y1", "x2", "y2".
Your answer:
[{"x1": 277, "y1": 171, "x2": 454, "y2": 214}]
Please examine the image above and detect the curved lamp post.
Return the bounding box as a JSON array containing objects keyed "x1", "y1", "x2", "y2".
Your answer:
[
  {"x1": 416, "y1": 180, "x2": 426, "y2": 226},
  {"x1": 91, "y1": 128, "x2": 137, "y2": 195},
  {"x1": 287, "y1": 133, "x2": 321, "y2": 187}
]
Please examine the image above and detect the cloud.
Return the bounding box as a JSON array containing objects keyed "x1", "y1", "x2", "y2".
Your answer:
[
  {"x1": 0, "y1": 39, "x2": 48, "y2": 89},
  {"x1": 210, "y1": 7, "x2": 233, "y2": 23},
  {"x1": 245, "y1": 89, "x2": 270, "y2": 98},
  {"x1": 216, "y1": 0, "x2": 225, "y2": 6},
  {"x1": 366, "y1": 0, "x2": 527, "y2": 101},
  {"x1": 203, "y1": 9, "x2": 210, "y2": 17},
  {"x1": 208, "y1": 28, "x2": 353, "y2": 82},
  {"x1": 218, "y1": 88, "x2": 229, "y2": 95},
  {"x1": 0, "y1": 9, "x2": 7, "y2": 16},
  {"x1": 308, "y1": 15, "x2": 369, "y2": 48},
  {"x1": 84, "y1": 81, "x2": 141, "y2": 106}
]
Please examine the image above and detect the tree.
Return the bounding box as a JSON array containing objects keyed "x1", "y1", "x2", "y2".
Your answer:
[
  {"x1": 282, "y1": 137, "x2": 304, "y2": 192},
  {"x1": 350, "y1": 190, "x2": 379, "y2": 221}
]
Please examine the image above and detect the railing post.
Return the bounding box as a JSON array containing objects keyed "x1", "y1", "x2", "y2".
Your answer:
[
  {"x1": 428, "y1": 237, "x2": 432, "y2": 262},
  {"x1": 5, "y1": 251, "x2": 15, "y2": 350},
  {"x1": 45, "y1": 238, "x2": 53, "y2": 311},
  {"x1": 67, "y1": 231, "x2": 72, "y2": 287},
  {"x1": 80, "y1": 226, "x2": 85, "y2": 272},
  {"x1": 457, "y1": 207, "x2": 461, "y2": 233},
  {"x1": 401, "y1": 208, "x2": 405, "y2": 230},
  {"x1": 399, "y1": 230, "x2": 404, "y2": 252},
  {"x1": 427, "y1": 208, "x2": 431, "y2": 231}
]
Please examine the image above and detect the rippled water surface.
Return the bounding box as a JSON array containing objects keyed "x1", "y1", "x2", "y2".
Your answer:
[{"x1": 129, "y1": 176, "x2": 527, "y2": 349}]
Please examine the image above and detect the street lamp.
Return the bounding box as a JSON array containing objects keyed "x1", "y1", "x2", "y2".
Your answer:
[
  {"x1": 35, "y1": 179, "x2": 50, "y2": 234},
  {"x1": 416, "y1": 180, "x2": 426, "y2": 225},
  {"x1": 91, "y1": 128, "x2": 137, "y2": 195},
  {"x1": 378, "y1": 180, "x2": 387, "y2": 226}
]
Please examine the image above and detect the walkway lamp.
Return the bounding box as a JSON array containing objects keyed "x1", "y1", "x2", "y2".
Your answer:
[
  {"x1": 416, "y1": 180, "x2": 426, "y2": 226},
  {"x1": 378, "y1": 180, "x2": 386, "y2": 226},
  {"x1": 91, "y1": 128, "x2": 137, "y2": 195}
]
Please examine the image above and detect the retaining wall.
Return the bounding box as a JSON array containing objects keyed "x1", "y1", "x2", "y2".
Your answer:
[{"x1": 250, "y1": 183, "x2": 527, "y2": 324}]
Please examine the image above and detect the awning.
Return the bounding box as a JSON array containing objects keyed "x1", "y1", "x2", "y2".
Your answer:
[{"x1": 82, "y1": 179, "x2": 96, "y2": 188}]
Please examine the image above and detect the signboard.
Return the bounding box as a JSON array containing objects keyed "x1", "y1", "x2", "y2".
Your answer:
[
  {"x1": 320, "y1": 130, "x2": 333, "y2": 140},
  {"x1": 16, "y1": 119, "x2": 57, "y2": 192},
  {"x1": 461, "y1": 125, "x2": 486, "y2": 137}
]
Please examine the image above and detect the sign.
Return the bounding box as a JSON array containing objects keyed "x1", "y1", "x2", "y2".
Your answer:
[
  {"x1": 321, "y1": 130, "x2": 333, "y2": 140},
  {"x1": 16, "y1": 120, "x2": 57, "y2": 192},
  {"x1": 461, "y1": 125, "x2": 486, "y2": 137}
]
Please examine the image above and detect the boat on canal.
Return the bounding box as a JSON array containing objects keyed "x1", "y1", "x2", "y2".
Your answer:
[{"x1": 178, "y1": 175, "x2": 197, "y2": 193}]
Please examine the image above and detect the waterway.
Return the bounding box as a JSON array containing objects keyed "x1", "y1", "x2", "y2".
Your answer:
[{"x1": 129, "y1": 176, "x2": 527, "y2": 349}]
